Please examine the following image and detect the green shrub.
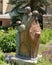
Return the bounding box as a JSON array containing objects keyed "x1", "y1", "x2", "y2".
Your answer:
[
  {"x1": 0, "y1": 60, "x2": 10, "y2": 65},
  {"x1": 0, "y1": 50, "x2": 5, "y2": 61},
  {"x1": 0, "y1": 26, "x2": 8, "y2": 31},
  {"x1": 0, "y1": 49, "x2": 10, "y2": 65},
  {"x1": 40, "y1": 28, "x2": 52, "y2": 44},
  {"x1": 0, "y1": 29, "x2": 17, "y2": 52}
]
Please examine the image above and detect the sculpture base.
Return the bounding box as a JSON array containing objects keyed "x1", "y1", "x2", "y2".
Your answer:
[{"x1": 10, "y1": 55, "x2": 42, "y2": 65}]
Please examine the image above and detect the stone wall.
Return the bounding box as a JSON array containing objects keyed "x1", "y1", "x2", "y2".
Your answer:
[
  {"x1": 0, "y1": 18, "x2": 11, "y2": 26},
  {"x1": 2, "y1": 19, "x2": 11, "y2": 26},
  {"x1": 0, "y1": 0, "x2": 2, "y2": 13},
  {"x1": 43, "y1": 15, "x2": 52, "y2": 29},
  {"x1": 46, "y1": 5, "x2": 52, "y2": 14},
  {"x1": 3, "y1": 0, "x2": 9, "y2": 14},
  {"x1": 2, "y1": 0, "x2": 15, "y2": 14}
]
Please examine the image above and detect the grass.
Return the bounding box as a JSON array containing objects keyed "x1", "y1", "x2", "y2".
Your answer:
[
  {"x1": 40, "y1": 28, "x2": 52, "y2": 44},
  {"x1": 36, "y1": 57, "x2": 52, "y2": 65},
  {"x1": 38, "y1": 48, "x2": 52, "y2": 65}
]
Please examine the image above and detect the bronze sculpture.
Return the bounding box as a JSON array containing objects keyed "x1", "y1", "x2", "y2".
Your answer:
[{"x1": 16, "y1": 8, "x2": 41, "y2": 59}]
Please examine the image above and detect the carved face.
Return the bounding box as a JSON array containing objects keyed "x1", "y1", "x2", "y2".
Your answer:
[
  {"x1": 24, "y1": 9, "x2": 30, "y2": 14},
  {"x1": 24, "y1": 7, "x2": 31, "y2": 14}
]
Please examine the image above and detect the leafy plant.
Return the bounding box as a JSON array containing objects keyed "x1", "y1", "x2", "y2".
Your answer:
[
  {"x1": 9, "y1": 0, "x2": 26, "y2": 25},
  {"x1": 0, "y1": 26, "x2": 8, "y2": 31},
  {"x1": 0, "y1": 49, "x2": 10, "y2": 65},
  {"x1": 0, "y1": 29, "x2": 17, "y2": 52},
  {"x1": 0, "y1": 50, "x2": 5, "y2": 61}
]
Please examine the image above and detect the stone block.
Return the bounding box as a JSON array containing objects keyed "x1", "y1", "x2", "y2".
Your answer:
[
  {"x1": 10, "y1": 55, "x2": 42, "y2": 65},
  {"x1": 43, "y1": 15, "x2": 52, "y2": 29}
]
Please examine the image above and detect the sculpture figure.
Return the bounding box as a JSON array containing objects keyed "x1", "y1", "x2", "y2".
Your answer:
[
  {"x1": 16, "y1": 8, "x2": 41, "y2": 59},
  {"x1": 16, "y1": 6, "x2": 32, "y2": 57},
  {"x1": 28, "y1": 10, "x2": 41, "y2": 58}
]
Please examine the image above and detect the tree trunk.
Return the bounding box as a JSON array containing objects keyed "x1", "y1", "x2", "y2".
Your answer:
[{"x1": 30, "y1": 0, "x2": 35, "y2": 11}]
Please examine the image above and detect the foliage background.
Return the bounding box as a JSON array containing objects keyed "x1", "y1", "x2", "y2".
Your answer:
[
  {"x1": 0, "y1": 28, "x2": 52, "y2": 52},
  {"x1": 0, "y1": 29, "x2": 17, "y2": 52},
  {"x1": 9, "y1": 0, "x2": 48, "y2": 25}
]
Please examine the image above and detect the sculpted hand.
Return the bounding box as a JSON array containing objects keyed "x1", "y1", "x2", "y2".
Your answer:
[
  {"x1": 36, "y1": 31, "x2": 41, "y2": 35},
  {"x1": 20, "y1": 24, "x2": 26, "y2": 31},
  {"x1": 16, "y1": 21, "x2": 21, "y2": 25}
]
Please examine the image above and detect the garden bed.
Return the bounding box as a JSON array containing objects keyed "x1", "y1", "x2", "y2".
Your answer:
[{"x1": 0, "y1": 28, "x2": 52, "y2": 65}]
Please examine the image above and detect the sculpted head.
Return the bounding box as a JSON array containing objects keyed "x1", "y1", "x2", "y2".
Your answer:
[
  {"x1": 25, "y1": 6, "x2": 31, "y2": 14},
  {"x1": 32, "y1": 10, "x2": 39, "y2": 22},
  {"x1": 32, "y1": 10, "x2": 39, "y2": 16}
]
